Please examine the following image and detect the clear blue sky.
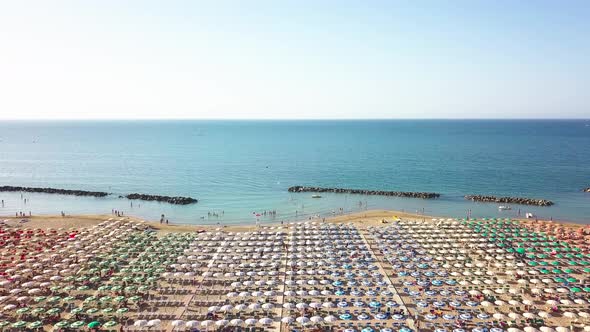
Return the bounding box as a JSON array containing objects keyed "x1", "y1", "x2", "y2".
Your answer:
[{"x1": 0, "y1": 1, "x2": 588, "y2": 119}]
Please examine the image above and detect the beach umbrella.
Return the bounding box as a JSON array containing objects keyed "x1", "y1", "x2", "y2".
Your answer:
[
  {"x1": 229, "y1": 319, "x2": 243, "y2": 326},
  {"x1": 244, "y1": 318, "x2": 257, "y2": 326},
  {"x1": 259, "y1": 317, "x2": 273, "y2": 325},
  {"x1": 87, "y1": 321, "x2": 101, "y2": 328},
  {"x1": 281, "y1": 317, "x2": 294, "y2": 324},
  {"x1": 296, "y1": 316, "x2": 310, "y2": 325}
]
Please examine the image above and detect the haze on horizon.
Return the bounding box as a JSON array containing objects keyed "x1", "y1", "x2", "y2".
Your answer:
[{"x1": 0, "y1": 1, "x2": 588, "y2": 120}]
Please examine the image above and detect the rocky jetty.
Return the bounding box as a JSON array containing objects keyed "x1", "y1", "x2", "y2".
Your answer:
[
  {"x1": 0, "y1": 185, "x2": 108, "y2": 197},
  {"x1": 288, "y1": 186, "x2": 440, "y2": 199},
  {"x1": 464, "y1": 195, "x2": 554, "y2": 206},
  {"x1": 125, "y1": 193, "x2": 198, "y2": 205}
]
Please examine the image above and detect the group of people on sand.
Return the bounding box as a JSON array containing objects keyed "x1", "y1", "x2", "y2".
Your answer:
[{"x1": 112, "y1": 209, "x2": 125, "y2": 217}]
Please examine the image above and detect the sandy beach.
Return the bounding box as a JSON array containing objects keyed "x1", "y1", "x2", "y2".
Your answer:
[{"x1": 0, "y1": 210, "x2": 589, "y2": 332}]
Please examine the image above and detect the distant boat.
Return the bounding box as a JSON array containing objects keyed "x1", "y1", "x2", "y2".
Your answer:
[
  {"x1": 311, "y1": 194, "x2": 322, "y2": 198},
  {"x1": 498, "y1": 205, "x2": 511, "y2": 211}
]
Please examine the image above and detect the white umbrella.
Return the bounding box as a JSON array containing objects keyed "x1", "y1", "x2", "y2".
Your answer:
[
  {"x1": 244, "y1": 318, "x2": 258, "y2": 326},
  {"x1": 262, "y1": 303, "x2": 274, "y2": 310},
  {"x1": 186, "y1": 321, "x2": 199, "y2": 328},
  {"x1": 324, "y1": 315, "x2": 338, "y2": 322},
  {"x1": 229, "y1": 319, "x2": 243, "y2": 326},
  {"x1": 281, "y1": 317, "x2": 294, "y2": 324},
  {"x1": 147, "y1": 319, "x2": 161, "y2": 327},
  {"x1": 220, "y1": 305, "x2": 233, "y2": 312},
  {"x1": 259, "y1": 317, "x2": 273, "y2": 325},
  {"x1": 3, "y1": 304, "x2": 16, "y2": 311},
  {"x1": 309, "y1": 302, "x2": 322, "y2": 309},
  {"x1": 215, "y1": 320, "x2": 229, "y2": 327},
  {"x1": 296, "y1": 316, "x2": 310, "y2": 325},
  {"x1": 296, "y1": 302, "x2": 308, "y2": 310},
  {"x1": 310, "y1": 316, "x2": 323, "y2": 323},
  {"x1": 248, "y1": 303, "x2": 261, "y2": 310},
  {"x1": 200, "y1": 320, "x2": 214, "y2": 327},
  {"x1": 283, "y1": 303, "x2": 296, "y2": 310},
  {"x1": 133, "y1": 320, "x2": 147, "y2": 327},
  {"x1": 234, "y1": 304, "x2": 247, "y2": 311}
]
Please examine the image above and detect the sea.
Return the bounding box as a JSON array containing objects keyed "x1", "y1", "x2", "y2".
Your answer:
[{"x1": 0, "y1": 120, "x2": 589, "y2": 224}]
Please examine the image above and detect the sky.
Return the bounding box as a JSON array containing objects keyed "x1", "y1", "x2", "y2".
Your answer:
[{"x1": 0, "y1": 1, "x2": 588, "y2": 119}]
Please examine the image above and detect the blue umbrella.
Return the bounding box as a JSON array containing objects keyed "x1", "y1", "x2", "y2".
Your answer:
[
  {"x1": 368, "y1": 301, "x2": 381, "y2": 308},
  {"x1": 332, "y1": 281, "x2": 343, "y2": 287},
  {"x1": 385, "y1": 301, "x2": 399, "y2": 307},
  {"x1": 335, "y1": 290, "x2": 346, "y2": 296},
  {"x1": 361, "y1": 327, "x2": 374, "y2": 332},
  {"x1": 374, "y1": 313, "x2": 388, "y2": 320},
  {"x1": 433, "y1": 301, "x2": 445, "y2": 307},
  {"x1": 339, "y1": 313, "x2": 352, "y2": 320},
  {"x1": 365, "y1": 290, "x2": 377, "y2": 296}
]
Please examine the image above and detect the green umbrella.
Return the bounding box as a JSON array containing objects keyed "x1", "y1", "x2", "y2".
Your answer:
[
  {"x1": 70, "y1": 321, "x2": 85, "y2": 329},
  {"x1": 47, "y1": 296, "x2": 61, "y2": 303},
  {"x1": 16, "y1": 307, "x2": 31, "y2": 314},
  {"x1": 84, "y1": 296, "x2": 97, "y2": 302},
  {"x1": 70, "y1": 308, "x2": 83, "y2": 314},
  {"x1": 104, "y1": 321, "x2": 118, "y2": 328},
  {"x1": 11, "y1": 321, "x2": 27, "y2": 328},
  {"x1": 54, "y1": 321, "x2": 70, "y2": 328},
  {"x1": 102, "y1": 307, "x2": 114, "y2": 314},
  {"x1": 113, "y1": 296, "x2": 126, "y2": 302},
  {"x1": 563, "y1": 268, "x2": 574, "y2": 273},
  {"x1": 26, "y1": 321, "x2": 43, "y2": 329},
  {"x1": 584, "y1": 268, "x2": 590, "y2": 273},
  {"x1": 568, "y1": 261, "x2": 578, "y2": 266},
  {"x1": 33, "y1": 296, "x2": 46, "y2": 303},
  {"x1": 77, "y1": 285, "x2": 89, "y2": 291},
  {"x1": 570, "y1": 287, "x2": 582, "y2": 293},
  {"x1": 63, "y1": 296, "x2": 76, "y2": 302},
  {"x1": 0, "y1": 322, "x2": 10, "y2": 328},
  {"x1": 97, "y1": 285, "x2": 110, "y2": 291},
  {"x1": 552, "y1": 269, "x2": 562, "y2": 274},
  {"x1": 31, "y1": 308, "x2": 46, "y2": 315},
  {"x1": 553, "y1": 277, "x2": 565, "y2": 283},
  {"x1": 62, "y1": 285, "x2": 74, "y2": 292},
  {"x1": 87, "y1": 321, "x2": 101, "y2": 328},
  {"x1": 86, "y1": 308, "x2": 98, "y2": 314},
  {"x1": 516, "y1": 248, "x2": 525, "y2": 254},
  {"x1": 550, "y1": 261, "x2": 560, "y2": 266},
  {"x1": 583, "y1": 287, "x2": 590, "y2": 292},
  {"x1": 116, "y1": 307, "x2": 129, "y2": 314},
  {"x1": 46, "y1": 308, "x2": 61, "y2": 315},
  {"x1": 566, "y1": 277, "x2": 578, "y2": 283}
]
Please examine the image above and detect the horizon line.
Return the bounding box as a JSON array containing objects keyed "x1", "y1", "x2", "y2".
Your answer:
[{"x1": 0, "y1": 118, "x2": 589, "y2": 121}]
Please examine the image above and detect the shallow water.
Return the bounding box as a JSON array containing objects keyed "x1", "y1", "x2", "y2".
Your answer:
[{"x1": 0, "y1": 120, "x2": 588, "y2": 223}]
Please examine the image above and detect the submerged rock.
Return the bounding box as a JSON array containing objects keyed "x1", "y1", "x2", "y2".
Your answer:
[
  {"x1": 125, "y1": 193, "x2": 197, "y2": 205},
  {"x1": 287, "y1": 186, "x2": 440, "y2": 199},
  {"x1": 0, "y1": 185, "x2": 108, "y2": 197},
  {"x1": 584, "y1": 187, "x2": 590, "y2": 193},
  {"x1": 464, "y1": 195, "x2": 554, "y2": 206}
]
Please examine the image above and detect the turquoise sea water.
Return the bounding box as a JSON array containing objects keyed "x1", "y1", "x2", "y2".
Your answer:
[{"x1": 0, "y1": 120, "x2": 589, "y2": 224}]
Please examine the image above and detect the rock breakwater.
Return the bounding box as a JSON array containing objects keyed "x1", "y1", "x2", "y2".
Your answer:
[
  {"x1": 0, "y1": 186, "x2": 108, "y2": 197},
  {"x1": 464, "y1": 195, "x2": 554, "y2": 206},
  {"x1": 125, "y1": 193, "x2": 198, "y2": 205},
  {"x1": 288, "y1": 186, "x2": 440, "y2": 199}
]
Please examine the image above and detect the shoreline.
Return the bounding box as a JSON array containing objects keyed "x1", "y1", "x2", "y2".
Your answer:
[{"x1": 1, "y1": 209, "x2": 586, "y2": 233}]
